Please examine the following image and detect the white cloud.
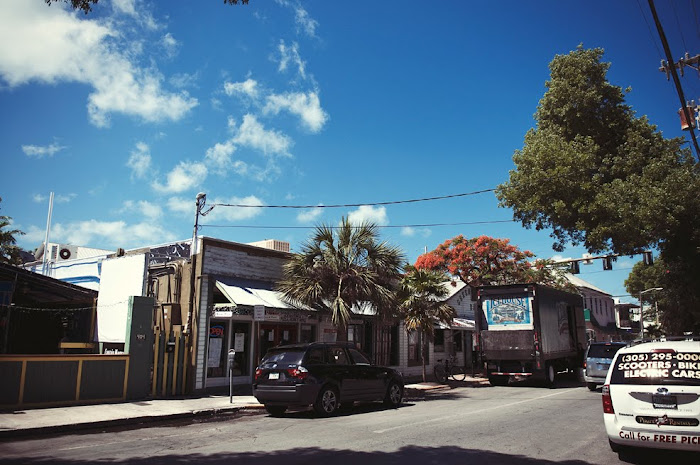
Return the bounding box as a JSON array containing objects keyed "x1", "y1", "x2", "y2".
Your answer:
[
  {"x1": 347, "y1": 206, "x2": 389, "y2": 226},
  {"x1": 277, "y1": 40, "x2": 306, "y2": 79},
  {"x1": 55, "y1": 193, "x2": 77, "y2": 204},
  {"x1": 120, "y1": 200, "x2": 163, "y2": 219},
  {"x1": 166, "y1": 196, "x2": 194, "y2": 216},
  {"x1": 264, "y1": 91, "x2": 328, "y2": 133},
  {"x1": 232, "y1": 114, "x2": 292, "y2": 156},
  {"x1": 112, "y1": 0, "x2": 158, "y2": 30},
  {"x1": 224, "y1": 78, "x2": 260, "y2": 99},
  {"x1": 0, "y1": 1, "x2": 197, "y2": 126},
  {"x1": 401, "y1": 227, "x2": 432, "y2": 238},
  {"x1": 126, "y1": 142, "x2": 152, "y2": 180},
  {"x1": 297, "y1": 205, "x2": 323, "y2": 223},
  {"x1": 205, "y1": 140, "x2": 236, "y2": 171},
  {"x1": 41, "y1": 219, "x2": 175, "y2": 249},
  {"x1": 22, "y1": 142, "x2": 66, "y2": 158},
  {"x1": 169, "y1": 72, "x2": 199, "y2": 89},
  {"x1": 275, "y1": 0, "x2": 318, "y2": 38},
  {"x1": 32, "y1": 193, "x2": 75, "y2": 203},
  {"x1": 161, "y1": 33, "x2": 179, "y2": 58},
  {"x1": 152, "y1": 161, "x2": 208, "y2": 194},
  {"x1": 207, "y1": 195, "x2": 265, "y2": 222}
]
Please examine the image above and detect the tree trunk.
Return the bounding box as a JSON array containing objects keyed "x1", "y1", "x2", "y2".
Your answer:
[
  {"x1": 421, "y1": 335, "x2": 427, "y2": 382},
  {"x1": 335, "y1": 324, "x2": 348, "y2": 342}
]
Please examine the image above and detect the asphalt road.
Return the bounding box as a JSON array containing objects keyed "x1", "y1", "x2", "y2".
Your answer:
[{"x1": 1, "y1": 379, "x2": 698, "y2": 465}]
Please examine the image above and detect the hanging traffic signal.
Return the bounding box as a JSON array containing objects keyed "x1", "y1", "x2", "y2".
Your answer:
[
  {"x1": 603, "y1": 256, "x2": 613, "y2": 270},
  {"x1": 643, "y1": 251, "x2": 654, "y2": 266},
  {"x1": 569, "y1": 261, "x2": 580, "y2": 274}
]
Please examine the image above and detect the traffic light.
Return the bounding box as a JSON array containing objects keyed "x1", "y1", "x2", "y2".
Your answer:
[
  {"x1": 602, "y1": 256, "x2": 613, "y2": 271},
  {"x1": 643, "y1": 251, "x2": 654, "y2": 266},
  {"x1": 569, "y1": 261, "x2": 580, "y2": 274}
]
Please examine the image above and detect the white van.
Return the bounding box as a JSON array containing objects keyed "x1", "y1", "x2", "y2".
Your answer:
[{"x1": 603, "y1": 338, "x2": 700, "y2": 454}]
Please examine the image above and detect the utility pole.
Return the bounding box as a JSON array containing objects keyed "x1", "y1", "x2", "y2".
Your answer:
[{"x1": 648, "y1": 0, "x2": 700, "y2": 160}]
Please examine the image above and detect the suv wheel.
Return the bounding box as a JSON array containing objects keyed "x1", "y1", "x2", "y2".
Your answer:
[
  {"x1": 264, "y1": 405, "x2": 287, "y2": 417},
  {"x1": 384, "y1": 381, "x2": 403, "y2": 408},
  {"x1": 314, "y1": 385, "x2": 339, "y2": 416},
  {"x1": 586, "y1": 382, "x2": 598, "y2": 391}
]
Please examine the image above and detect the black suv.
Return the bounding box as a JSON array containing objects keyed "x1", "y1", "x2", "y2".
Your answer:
[{"x1": 253, "y1": 342, "x2": 404, "y2": 416}]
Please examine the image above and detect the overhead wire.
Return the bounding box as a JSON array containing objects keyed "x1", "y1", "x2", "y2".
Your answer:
[
  {"x1": 209, "y1": 188, "x2": 495, "y2": 209},
  {"x1": 200, "y1": 219, "x2": 517, "y2": 230}
]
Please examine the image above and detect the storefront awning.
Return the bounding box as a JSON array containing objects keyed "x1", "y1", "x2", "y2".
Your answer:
[
  {"x1": 437, "y1": 318, "x2": 475, "y2": 330},
  {"x1": 215, "y1": 278, "x2": 293, "y2": 309}
]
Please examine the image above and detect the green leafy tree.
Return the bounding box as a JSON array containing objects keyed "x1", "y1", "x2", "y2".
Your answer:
[
  {"x1": 496, "y1": 46, "x2": 700, "y2": 331},
  {"x1": 277, "y1": 218, "x2": 404, "y2": 340},
  {"x1": 626, "y1": 258, "x2": 700, "y2": 335},
  {"x1": 0, "y1": 197, "x2": 25, "y2": 265},
  {"x1": 399, "y1": 266, "x2": 456, "y2": 382},
  {"x1": 46, "y1": 0, "x2": 249, "y2": 15},
  {"x1": 415, "y1": 235, "x2": 573, "y2": 291}
]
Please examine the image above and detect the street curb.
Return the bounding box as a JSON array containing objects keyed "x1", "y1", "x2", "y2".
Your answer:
[{"x1": 0, "y1": 405, "x2": 265, "y2": 440}]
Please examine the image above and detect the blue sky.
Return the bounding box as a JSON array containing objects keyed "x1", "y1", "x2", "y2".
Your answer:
[{"x1": 1, "y1": 0, "x2": 698, "y2": 302}]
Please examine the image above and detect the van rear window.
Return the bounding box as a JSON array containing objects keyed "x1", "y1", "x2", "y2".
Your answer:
[
  {"x1": 587, "y1": 344, "x2": 625, "y2": 358},
  {"x1": 609, "y1": 351, "x2": 700, "y2": 386}
]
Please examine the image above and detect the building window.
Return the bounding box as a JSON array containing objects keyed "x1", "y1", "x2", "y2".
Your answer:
[{"x1": 434, "y1": 329, "x2": 445, "y2": 352}]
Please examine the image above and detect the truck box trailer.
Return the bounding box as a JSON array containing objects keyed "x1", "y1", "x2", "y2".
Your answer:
[{"x1": 476, "y1": 283, "x2": 586, "y2": 386}]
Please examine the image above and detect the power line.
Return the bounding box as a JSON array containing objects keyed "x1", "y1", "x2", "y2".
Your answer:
[
  {"x1": 649, "y1": 0, "x2": 700, "y2": 160},
  {"x1": 210, "y1": 188, "x2": 495, "y2": 209},
  {"x1": 200, "y1": 219, "x2": 516, "y2": 230}
]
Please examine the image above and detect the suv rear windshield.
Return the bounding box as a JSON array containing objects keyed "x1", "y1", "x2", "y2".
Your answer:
[
  {"x1": 609, "y1": 351, "x2": 700, "y2": 386},
  {"x1": 261, "y1": 348, "x2": 305, "y2": 365},
  {"x1": 587, "y1": 344, "x2": 625, "y2": 358}
]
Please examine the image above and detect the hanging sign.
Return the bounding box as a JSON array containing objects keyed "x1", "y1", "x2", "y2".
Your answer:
[{"x1": 254, "y1": 305, "x2": 265, "y2": 321}]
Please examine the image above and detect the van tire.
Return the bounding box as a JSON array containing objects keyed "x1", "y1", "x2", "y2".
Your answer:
[{"x1": 587, "y1": 382, "x2": 598, "y2": 391}]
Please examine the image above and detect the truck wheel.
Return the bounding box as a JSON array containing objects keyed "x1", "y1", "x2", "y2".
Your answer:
[
  {"x1": 544, "y1": 363, "x2": 556, "y2": 388},
  {"x1": 488, "y1": 375, "x2": 508, "y2": 386}
]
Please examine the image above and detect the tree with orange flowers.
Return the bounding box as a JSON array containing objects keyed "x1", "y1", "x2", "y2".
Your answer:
[{"x1": 415, "y1": 235, "x2": 572, "y2": 290}]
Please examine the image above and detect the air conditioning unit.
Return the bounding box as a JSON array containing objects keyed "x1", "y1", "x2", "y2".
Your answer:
[{"x1": 56, "y1": 245, "x2": 79, "y2": 262}]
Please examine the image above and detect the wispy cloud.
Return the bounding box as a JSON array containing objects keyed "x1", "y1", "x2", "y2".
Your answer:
[
  {"x1": 126, "y1": 142, "x2": 152, "y2": 180},
  {"x1": 0, "y1": 1, "x2": 197, "y2": 127},
  {"x1": 119, "y1": 200, "x2": 163, "y2": 219},
  {"x1": 264, "y1": 91, "x2": 328, "y2": 133},
  {"x1": 22, "y1": 142, "x2": 66, "y2": 158},
  {"x1": 206, "y1": 195, "x2": 265, "y2": 222},
  {"x1": 277, "y1": 40, "x2": 306, "y2": 79},
  {"x1": 297, "y1": 205, "x2": 323, "y2": 223},
  {"x1": 275, "y1": 0, "x2": 318, "y2": 38}
]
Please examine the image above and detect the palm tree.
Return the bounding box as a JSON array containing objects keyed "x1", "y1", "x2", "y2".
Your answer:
[
  {"x1": 277, "y1": 218, "x2": 404, "y2": 341},
  {"x1": 399, "y1": 265, "x2": 456, "y2": 382},
  {"x1": 0, "y1": 197, "x2": 24, "y2": 265}
]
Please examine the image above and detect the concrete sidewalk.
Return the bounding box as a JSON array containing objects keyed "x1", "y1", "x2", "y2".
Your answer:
[{"x1": 0, "y1": 376, "x2": 488, "y2": 438}]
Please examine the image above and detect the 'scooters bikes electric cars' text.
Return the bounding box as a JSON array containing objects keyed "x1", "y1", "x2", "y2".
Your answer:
[
  {"x1": 253, "y1": 342, "x2": 404, "y2": 416},
  {"x1": 603, "y1": 338, "x2": 700, "y2": 454}
]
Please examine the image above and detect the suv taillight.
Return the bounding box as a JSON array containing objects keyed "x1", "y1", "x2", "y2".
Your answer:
[
  {"x1": 254, "y1": 368, "x2": 262, "y2": 381},
  {"x1": 602, "y1": 384, "x2": 614, "y2": 414},
  {"x1": 287, "y1": 366, "x2": 309, "y2": 380}
]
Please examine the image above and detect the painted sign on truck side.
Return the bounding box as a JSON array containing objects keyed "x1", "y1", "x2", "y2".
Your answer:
[{"x1": 482, "y1": 295, "x2": 534, "y2": 330}]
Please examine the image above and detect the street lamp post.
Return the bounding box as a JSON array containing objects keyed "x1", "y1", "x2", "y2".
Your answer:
[{"x1": 639, "y1": 287, "x2": 663, "y2": 339}]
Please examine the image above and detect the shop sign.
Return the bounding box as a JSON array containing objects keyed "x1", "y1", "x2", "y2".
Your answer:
[{"x1": 254, "y1": 305, "x2": 265, "y2": 321}]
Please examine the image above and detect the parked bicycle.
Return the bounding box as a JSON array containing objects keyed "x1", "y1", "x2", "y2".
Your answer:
[{"x1": 433, "y1": 355, "x2": 467, "y2": 382}]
